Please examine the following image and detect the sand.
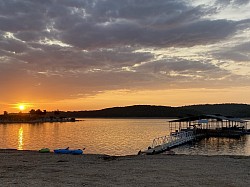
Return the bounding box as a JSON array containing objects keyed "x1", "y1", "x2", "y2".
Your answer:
[{"x1": 0, "y1": 149, "x2": 249, "y2": 187}]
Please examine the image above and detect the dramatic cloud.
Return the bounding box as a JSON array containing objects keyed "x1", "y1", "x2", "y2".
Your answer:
[{"x1": 0, "y1": 0, "x2": 250, "y2": 108}]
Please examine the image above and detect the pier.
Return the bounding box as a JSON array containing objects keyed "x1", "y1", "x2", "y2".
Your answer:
[{"x1": 140, "y1": 115, "x2": 248, "y2": 155}]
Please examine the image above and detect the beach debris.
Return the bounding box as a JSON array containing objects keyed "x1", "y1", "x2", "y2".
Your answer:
[
  {"x1": 57, "y1": 160, "x2": 69, "y2": 163},
  {"x1": 99, "y1": 155, "x2": 118, "y2": 161}
]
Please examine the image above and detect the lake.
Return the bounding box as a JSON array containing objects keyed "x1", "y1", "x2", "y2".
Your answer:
[{"x1": 0, "y1": 118, "x2": 249, "y2": 156}]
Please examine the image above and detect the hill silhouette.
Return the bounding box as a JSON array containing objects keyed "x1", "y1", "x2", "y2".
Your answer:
[
  {"x1": 62, "y1": 103, "x2": 250, "y2": 118},
  {"x1": 182, "y1": 103, "x2": 250, "y2": 117}
]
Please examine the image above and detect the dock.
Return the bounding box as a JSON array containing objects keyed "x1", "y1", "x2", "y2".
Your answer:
[
  {"x1": 140, "y1": 115, "x2": 248, "y2": 155},
  {"x1": 140, "y1": 130, "x2": 199, "y2": 155}
]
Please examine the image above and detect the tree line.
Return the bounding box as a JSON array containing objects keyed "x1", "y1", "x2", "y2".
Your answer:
[{"x1": 60, "y1": 104, "x2": 250, "y2": 118}]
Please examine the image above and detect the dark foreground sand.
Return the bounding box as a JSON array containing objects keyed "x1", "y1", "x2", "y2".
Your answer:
[{"x1": 0, "y1": 149, "x2": 249, "y2": 187}]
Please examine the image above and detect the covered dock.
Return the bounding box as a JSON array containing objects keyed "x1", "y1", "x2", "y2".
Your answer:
[
  {"x1": 140, "y1": 115, "x2": 248, "y2": 155},
  {"x1": 169, "y1": 115, "x2": 248, "y2": 138}
]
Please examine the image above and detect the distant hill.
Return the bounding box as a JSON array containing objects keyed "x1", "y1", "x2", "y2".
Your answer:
[
  {"x1": 61, "y1": 104, "x2": 250, "y2": 118},
  {"x1": 181, "y1": 104, "x2": 250, "y2": 118}
]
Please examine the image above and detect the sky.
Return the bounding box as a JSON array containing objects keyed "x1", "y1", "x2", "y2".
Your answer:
[{"x1": 1, "y1": 0, "x2": 250, "y2": 112}]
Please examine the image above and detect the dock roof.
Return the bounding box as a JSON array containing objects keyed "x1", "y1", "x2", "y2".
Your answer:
[{"x1": 169, "y1": 115, "x2": 247, "y2": 123}]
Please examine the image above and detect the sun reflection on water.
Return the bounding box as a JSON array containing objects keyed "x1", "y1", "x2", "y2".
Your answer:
[
  {"x1": 18, "y1": 127, "x2": 23, "y2": 150},
  {"x1": 0, "y1": 119, "x2": 248, "y2": 156}
]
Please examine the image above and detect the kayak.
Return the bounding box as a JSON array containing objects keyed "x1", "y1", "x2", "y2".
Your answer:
[
  {"x1": 71, "y1": 149, "x2": 83, "y2": 155},
  {"x1": 39, "y1": 148, "x2": 50, "y2": 153},
  {"x1": 54, "y1": 148, "x2": 83, "y2": 155},
  {"x1": 54, "y1": 149, "x2": 72, "y2": 154}
]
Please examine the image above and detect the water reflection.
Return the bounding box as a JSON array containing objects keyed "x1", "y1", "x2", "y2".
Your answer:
[
  {"x1": 173, "y1": 136, "x2": 250, "y2": 156},
  {"x1": 0, "y1": 119, "x2": 249, "y2": 156},
  {"x1": 18, "y1": 127, "x2": 23, "y2": 150}
]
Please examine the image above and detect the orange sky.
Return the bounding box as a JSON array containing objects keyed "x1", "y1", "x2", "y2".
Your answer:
[
  {"x1": 1, "y1": 1, "x2": 250, "y2": 113},
  {"x1": 2, "y1": 87, "x2": 250, "y2": 113}
]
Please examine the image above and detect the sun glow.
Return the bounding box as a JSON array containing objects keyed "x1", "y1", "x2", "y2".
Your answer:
[
  {"x1": 19, "y1": 105, "x2": 26, "y2": 111},
  {"x1": 7, "y1": 103, "x2": 34, "y2": 113}
]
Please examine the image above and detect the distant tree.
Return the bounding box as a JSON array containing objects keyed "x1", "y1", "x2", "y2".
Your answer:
[
  {"x1": 3, "y1": 111, "x2": 8, "y2": 116},
  {"x1": 29, "y1": 109, "x2": 36, "y2": 115},
  {"x1": 54, "y1": 110, "x2": 60, "y2": 115},
  {"x1": 35, "y1": 109, "x2": 43, "y2": 115}
]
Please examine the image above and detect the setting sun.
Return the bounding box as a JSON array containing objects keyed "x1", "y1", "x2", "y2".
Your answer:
[
  {"x1": 9, "y1": 103, "x2": 32, "y2": 113},
  {"x1": 18, "y1": 105, "x2": 26, "y2": 111}
]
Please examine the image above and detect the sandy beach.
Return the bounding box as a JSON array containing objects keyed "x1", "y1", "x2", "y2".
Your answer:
[{"x1": 0, "y1": 149, "x2": 249, "y2": 187}]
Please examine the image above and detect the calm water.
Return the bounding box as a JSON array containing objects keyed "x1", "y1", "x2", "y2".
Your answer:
[{"x1": 0, "y1": 118, "x2": 249, "y2": 156}]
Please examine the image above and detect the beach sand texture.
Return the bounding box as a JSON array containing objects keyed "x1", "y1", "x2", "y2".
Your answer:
[{"x1": 0, "y1": 149, "x2": 249, "y2": 187}]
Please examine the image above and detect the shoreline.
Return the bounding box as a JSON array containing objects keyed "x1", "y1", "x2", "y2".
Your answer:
[{"x1": 1, "y1": 149, "x2": 249, "y2": 186}]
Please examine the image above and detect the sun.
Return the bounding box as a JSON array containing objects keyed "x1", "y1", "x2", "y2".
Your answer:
[
  {"x1": 19, "y1": 105, "x2": 26, "y2": 111},
  {"x1": 12, "y1": 103, "x2": 31, "y2": 112}
]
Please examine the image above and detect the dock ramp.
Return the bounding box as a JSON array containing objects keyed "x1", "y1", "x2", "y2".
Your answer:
[{"x1": 140, "y1": 130, "x2": 195, "y2": 155}]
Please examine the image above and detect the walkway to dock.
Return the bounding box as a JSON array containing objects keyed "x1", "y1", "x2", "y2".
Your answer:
[{"x1": 140, "y1": 130, "x2": 199, "y2": 155}]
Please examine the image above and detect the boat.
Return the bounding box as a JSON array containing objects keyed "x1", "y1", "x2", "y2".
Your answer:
[
  {"x1": 54, "y1": 147, "x2": 84, "y2": 155},
  {"x1": 71, "y1": 149, "x2": 83, "y2": 155},
  {"x1": 243, "y1": 129, "x2": 250, "y2": 135},
  {"x1": 39, "y1": 148, "x2": 50, "y2": 153},
  {"x1": 54, "y1": 148, "x2": 72, "y2": 154}
]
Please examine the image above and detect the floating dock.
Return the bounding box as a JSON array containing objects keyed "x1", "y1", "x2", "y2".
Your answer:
[{"x1": 140, "y1": 115, "x2": 248, "y2": 155}]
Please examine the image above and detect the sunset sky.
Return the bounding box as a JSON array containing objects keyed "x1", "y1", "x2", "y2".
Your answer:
[{"x1": 1, "y1": 0, "x2": 250, "y2": 112}]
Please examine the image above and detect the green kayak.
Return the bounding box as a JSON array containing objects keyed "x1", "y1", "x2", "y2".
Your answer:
[{"x1": 39, "y1": 148, "x2": 50, "y2": 153}]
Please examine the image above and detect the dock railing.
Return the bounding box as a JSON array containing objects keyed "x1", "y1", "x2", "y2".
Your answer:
[{"x1": 151, "y1": 130, "x2": 194, "y2": 148}]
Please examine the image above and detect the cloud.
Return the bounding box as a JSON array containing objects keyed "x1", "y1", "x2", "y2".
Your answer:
[
  {"x1": 0, "y1": 0, "x2": 250, "y2": 103},
  {"x1": 216, "y1": 0, "x2": 250, "y2": 6},
  {"x1": 54, "y1": 0, "x2": 239, "y2": 49}
]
